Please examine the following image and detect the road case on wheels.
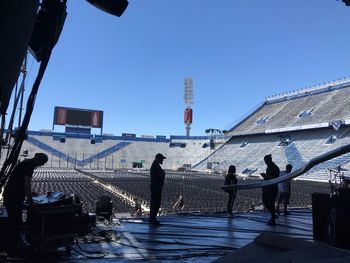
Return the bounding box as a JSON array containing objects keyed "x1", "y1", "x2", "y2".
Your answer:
[{"x1": 26, "y1": 192, "x2": 82, "y2": 253}]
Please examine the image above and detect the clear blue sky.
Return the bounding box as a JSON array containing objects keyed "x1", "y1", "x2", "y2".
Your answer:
[{"x1": 25, "y1": 0, "x2": 350, "y2": 136}]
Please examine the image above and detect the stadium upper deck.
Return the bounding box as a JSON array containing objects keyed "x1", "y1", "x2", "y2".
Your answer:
[
  {"x1": 192, "y1": 78, "x2": 350, "y2": 181},
  {"x1": 228, "y1": 78, "x2": 350, "y2": 136}
]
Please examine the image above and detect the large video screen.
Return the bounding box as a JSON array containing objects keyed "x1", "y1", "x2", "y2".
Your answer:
[{"x1": 54, "y1": 106, "x2": 103, "y2": 128}]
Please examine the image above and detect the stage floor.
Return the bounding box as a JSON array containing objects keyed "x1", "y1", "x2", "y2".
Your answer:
[{"x1": 23, "y1": 208, "x2": 320, "y2": 262}]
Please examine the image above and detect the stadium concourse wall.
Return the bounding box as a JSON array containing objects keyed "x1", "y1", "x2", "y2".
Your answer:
[{"x1": 9, "y1": 131, "x2": 216, "y2": 170}]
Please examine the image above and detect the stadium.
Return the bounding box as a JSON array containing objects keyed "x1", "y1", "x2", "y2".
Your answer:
[
  {"x1": 1, "y1": 76, "x2": 350, "y2": 262},
  {"x1": 10, "y1": 77, "x2": 350, "y2": 213},
  {"x1": 2, "y1": 1, "x2": 350, "y2": 262}
]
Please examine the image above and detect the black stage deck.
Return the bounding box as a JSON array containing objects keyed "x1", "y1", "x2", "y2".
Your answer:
[{"x1": 21, "y1": 208, "x2": 324, "y2": 262}]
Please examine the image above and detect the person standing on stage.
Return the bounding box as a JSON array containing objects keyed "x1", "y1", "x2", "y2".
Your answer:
[
  {"x1": 149, "y1": 153, "x2": 166, "y2": 225},
  {"x1": 276, "y1": 164, "x2": 293, "y2": 215},
  {"x1": 224, "y1": 165, "x2": 238, "y2": 216},
  {"x1": 260, "y1": 154, "x2": 280, "y2": 226},
  {"x1": 3, "y1": 153, "x2": 48, "y2": 257}
]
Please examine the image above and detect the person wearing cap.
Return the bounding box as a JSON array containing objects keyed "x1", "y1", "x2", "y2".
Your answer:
[
  {"x1": 260, "y1": 154, "x2": 280, "y2": 226},
  {"x1": 149, "y1": 153, "x2": 166, "y2": 225},
  {"x1": 3, "y1": 152, "x2": 48, "y2": 258}
]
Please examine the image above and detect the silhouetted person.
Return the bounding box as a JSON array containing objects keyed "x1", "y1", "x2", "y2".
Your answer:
[
  {"x1": 149, "y1": 153, "x2": 166, "y2": 225},
  {"x1": 276, "y1": 164, "x2": 292, "y2": 215},
  {"x1": 224, "y1": 165, "x2": 238, "y2": 216},
  {"x1": 260, "y1": 154, "x2": 279, "y2": 225},
  {"x1": 133, "y1": 198, "x2": 143, "y2": 216},
  {"x1": 3, "y1": 153, "x2": 48, "y2": 258},
  {"x1": 173, "y1": 194, "x2": 185, "y2": 210}
]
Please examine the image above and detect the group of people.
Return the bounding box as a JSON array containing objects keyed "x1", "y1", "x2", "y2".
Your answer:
[
  {"x1": 1, "y1": 150, "x2": 292, "y2": 259},
  {"x1": 224, "y1": 154, "x2": 293, "y2": 225},
  {"x1": 149, "y1": 152, "x2": 293, "y2": 227}
]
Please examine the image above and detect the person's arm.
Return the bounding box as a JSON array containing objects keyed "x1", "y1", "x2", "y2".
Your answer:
[
  {"x1": 260, "y1": 173, "x2": 267, "y2": 180},
  {"x1": 262, "y1": 167, "x2": 274, "y2": 180},
  {"x1": 160, "y1": 165, "x2": 165, "y2": 178},
  {"x1": 24, "y1": 175, "x2": 33, "y2": 204}
]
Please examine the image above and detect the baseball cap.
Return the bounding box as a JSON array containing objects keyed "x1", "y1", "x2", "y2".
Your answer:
[{"x1": 155, "y1": 153, "x2": 166, "y2": 159}]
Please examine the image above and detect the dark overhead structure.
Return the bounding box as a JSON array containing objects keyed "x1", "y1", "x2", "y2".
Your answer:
[
  {"x1": 0, "y1": 0, "x2": 67, "y2": 116},
  {"x1": 342, "y1": 0, "x2": 350, "y2": 6},
  {"x1": 0, "y1": 0, "x2": 129, "y2": 189},
  {"x1": 86, "y1": 0, "x2": 129, "y2": 17},
  {"x1": 0, "y1": 0, "x2": 39, "y2": 116},
  {"x1": 28, "y1": 0, "x2": 68, "y2": 62},
  {"x1": 0, "y1": 0, "x2": 129, "y2": 119}
]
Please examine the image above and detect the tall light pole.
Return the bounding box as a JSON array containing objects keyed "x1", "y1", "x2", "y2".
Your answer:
[{"x1": 184, "y1": 77, "x2": 194, "y2": 136}]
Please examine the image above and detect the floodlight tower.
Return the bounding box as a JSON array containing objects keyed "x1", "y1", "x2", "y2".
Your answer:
[{"x1": 184, "y1": 77, "x2": 194, "y2": 136}]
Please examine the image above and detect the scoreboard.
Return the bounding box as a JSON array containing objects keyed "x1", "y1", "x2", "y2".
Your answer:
[{"x1": 54, "y1": 106, "x2": 103, "y2": 128}]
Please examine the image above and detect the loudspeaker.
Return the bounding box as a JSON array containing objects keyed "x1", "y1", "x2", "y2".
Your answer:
[
  {"x1": 312, "y1": 192, "x2": 330, "y2": 241},
  {"x1": 0, "y1": 0, "x2": 39, "y2": 115},
  {"x1": 328, "y1": 189, "x2": 350, "y2": 248},
  {"x1": 86, "y1": 0, "x2": 129, "y2": 17},
  {"x1": 342, "y1": 0, "x2": 350, "y2": 6},
  {"x1": 28, "y1": 0, "x2": 67, "y2": 62},
  {"x1": 91, "y1": 139, "x2": 95, "y2": 144},
  {"x1": 60, "y1": 137, "x2": 65, "y2": 143}
]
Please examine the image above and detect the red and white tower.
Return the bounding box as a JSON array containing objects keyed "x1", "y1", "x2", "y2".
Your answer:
[{"x1": 184, "y1": 77, "x2": 194, "y2": 136}]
